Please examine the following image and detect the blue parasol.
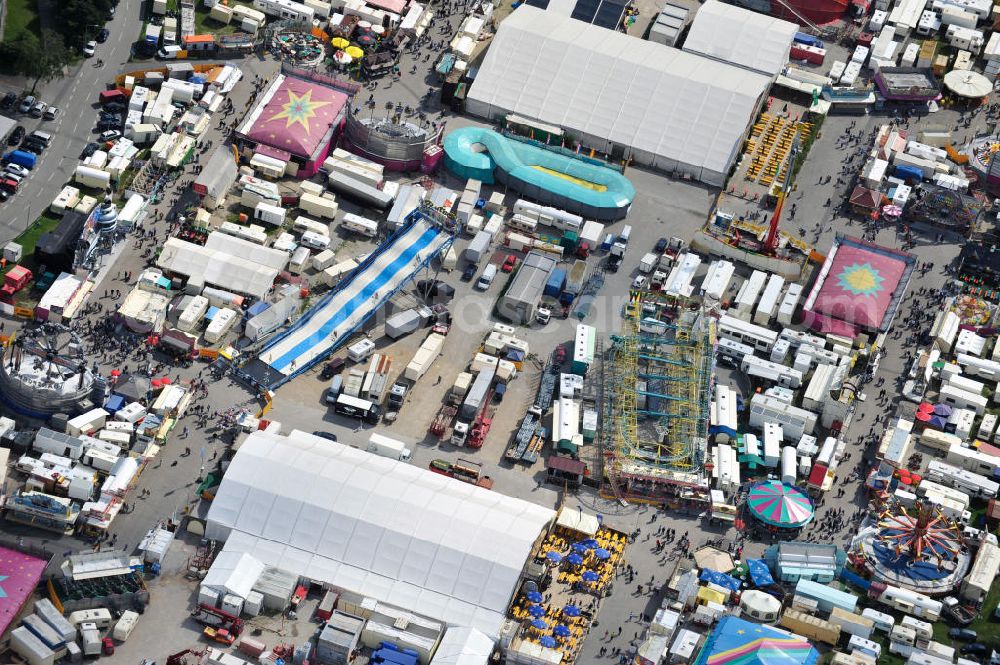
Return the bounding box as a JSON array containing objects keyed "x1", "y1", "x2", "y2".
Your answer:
[
  {"x1": 531, "y1": 619, "x2": 550, "y2": 631},
  {"x1": 581, "y1": 570, "x2": 600, "y2": 582},
  {"x1": 546, "y1": 551, "x2": 563, "y2": 563},
  {"x1": 582, "y1": 539, "x2": 599, "y2": 548},
  {"x1": 572, "y1": 543, "x2": 589, "y2": 554},
  {"x1": 566, "y1": 553, "x2": 584, "y2": 566},
  {"x1": 563, "y1": 605, "x2": 581, "y2": 617},
  {"x1": 528, "y1": 604, "x2": 546, "y2": 617},
  {"x1": 526, "y1": 591, "x2": 544, "y2": 603},
  {"x1": 539, "y1": 636, "x2": 557, "y2": 648},
  {"x1": 553, "y1": 624, "x2": 572, "y2": 637},
  {"x1": 594, "y1": 548, "x2": 611, "y2": 560}
]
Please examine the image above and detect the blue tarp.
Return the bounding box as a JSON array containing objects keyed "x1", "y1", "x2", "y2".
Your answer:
[
  {"x1": 747, "y1": 559, "x2": 774, "y2": 587},
  {"x1": 246, "y1": 301, "x2": 269, "y2": 319},
  {"x1": 205, "y1": 306, "x2": 220, "y2": 321},
  {"x1": 699, "y1": 568, "x2": 741, "y2": 592},
  {"x1": 104, "y1": 394, "x2": 126, "y2": 414}
]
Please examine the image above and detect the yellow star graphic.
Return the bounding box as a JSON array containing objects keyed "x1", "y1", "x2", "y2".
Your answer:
[{"x1": 268, "y1": 88, "x2": 332, "y2": 136}]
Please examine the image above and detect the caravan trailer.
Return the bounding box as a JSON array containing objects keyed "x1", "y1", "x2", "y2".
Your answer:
[
  {"x1": 718, "y1": 315, "x2": 779, "y2": 353},
  {"x1": 341, "y1": 213, "x2": 379, "y2": 237}
]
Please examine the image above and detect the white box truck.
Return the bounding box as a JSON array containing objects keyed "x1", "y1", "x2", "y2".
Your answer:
[{"x1": 367, "y1": 432, "x2": 412, "y2": 461}]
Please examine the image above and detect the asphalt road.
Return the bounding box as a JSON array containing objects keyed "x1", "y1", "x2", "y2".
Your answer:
[{"x1": 0, "y1": 0, "x2": 144, "y2": 242}]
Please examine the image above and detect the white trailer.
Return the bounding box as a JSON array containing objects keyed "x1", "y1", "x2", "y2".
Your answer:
[
  {"x1": 67, "y1": 409, "x2": 109, "y2": 437},
  {"x1": 366, "y1": 432, "x2": 412, "y2": 461},
  {"x1": 178, "y1": 295, "x2": 209, "y2": 332},
  {"x1": 754, "y1": 274, "x2": 785, "y2": 326},
  {"x1": 299, "y1": 192, "x2": 338, "y2": 219},
  {"x1": 733, "y1": 270, "x2": 767, "y2": 320},
  {"x1": 701, "y1": 260, "x2": 735, "y2": 301},
  {"x1": 341, "y1": 213, "x2": 379, "y2": 237},
  {"x1": 311, "y1": 249, "x2": 337, "y2": 271},
  {"x1": 778, "y1": 283, "x2": 802, "y2": 326},
  {"x1": 205, "y1": 307, "x2": 238, "y2": 344}
]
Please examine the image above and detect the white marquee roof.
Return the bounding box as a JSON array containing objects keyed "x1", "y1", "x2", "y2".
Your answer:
[
  {"x1": 682, "y1": 0, "x2": 797, "y2": 76},
  {"x1": 156, "y1": 236, "x2": 284, "y2": 298},
  {"x1": 466, "y1": 5, "x2": 770, "y2": 183},
  {"x1": 206, "y1": 430, "x2": 554, "y2": 637},
  {"x1": 201, "y1": 550, "x2": 266, "y2": 600}
]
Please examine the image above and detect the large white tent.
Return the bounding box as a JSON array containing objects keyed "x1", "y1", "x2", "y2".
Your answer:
[
  {"x1": 682, "y1": 0, "x2": 797, "y2": 76},
  {"x1": 206, "y1": 430, "x2": 555, "y2": 637},
  {"x1": 465, "y1": 5, "x2": 771, "y2": 186},
  {"x1": 156, "y1": 232, "x2": 288, "y2": 298}
]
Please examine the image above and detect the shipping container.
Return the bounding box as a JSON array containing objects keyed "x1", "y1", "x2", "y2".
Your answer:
[
  {"x1": 544, "y1": 268, "x2": 567, "y2": 298},
  {"x1": 404, "y1": 332, "x2": 445, "y2": 381},
  {"x1": 460, "y1": 367, "x2": 495, "y2": 421}
]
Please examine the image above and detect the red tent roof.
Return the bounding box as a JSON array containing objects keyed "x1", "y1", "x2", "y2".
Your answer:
[{"x1": 246, "y1": 76, "x2": 348, "y2": 159}]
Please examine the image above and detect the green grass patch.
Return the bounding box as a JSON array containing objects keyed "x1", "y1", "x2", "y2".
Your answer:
[
  {"x1": 193, "y1": 4, "x2": 247, "y2": 36},
  {"x1": 3, "y1": 0, "x2": 41, "y2": 42},
  {"x1": 2, "y1": 212, "x2": 61, "y2": 306}
]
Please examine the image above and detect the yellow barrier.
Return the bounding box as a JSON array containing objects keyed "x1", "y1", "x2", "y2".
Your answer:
[{"x1": 14, "y1": 306, "x2": 34, "y2": 319}]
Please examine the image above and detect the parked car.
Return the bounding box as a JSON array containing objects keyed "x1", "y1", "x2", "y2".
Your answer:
[
  {"x1": 99, "y1": 130, "x2": 121, "y2": 142},
  {"x1": 102, "y1": 102, "x2": 125, "y2": 113},
  {"x1": 0, "y1": 92, "x2": 16, "y2": 110},
  {"x1": 83, "y1": 41, "x2": 96, "y2": 57},
  {"x1": 654, "y1": 237, "x2": 668, "y2": 253},
  {"x1": 501, "y1": 254, "x2": 517, "y2": 273},
  {"x1": 319, "y1": 357, "x2": 346, "y2": 380},
  {"x1": 0, "y1": 188, "x2": 10, "y2": 201},
  {"x1": 97, "y1": 28, "x2": 110, "y2": 43},
  {"x1": 17, "y1": 96, "x2": 35, "y2": 114},
  {"x1": 461, "y1": 264, "x2": 477, "y2": 282},
  {"x1": 632, "y1": 275, "x2": 648, "y2": 289},
  {"x1": 29, "y1": 102, "x2": 47, "y2": 118},
  {"x1": 950, "y1": 628, "x2": 978, "y2": 642},
  {"x1": 4, "y1": 164, "x2": 29, "y2": 178},
  {"x1": 43, "y1": 106, "x2": 58, "y2": 120},
  {"x1": 3, "y1": 173, "x2": 22, "y2": 185},
  {"x1": 962, "y1": 644, "x2": 989, "y2": 656},
  {"x1": 7, "y1": 126, "x2": 24, "y2": 146},
  {"x1": 80, "y1": 142, "x2": 100, "y2": 159},
  {"x1": 20, "y1": 141, "x2": 44, "y2": 154},
  {"x1": 312, "y1": 431, "x2": 338, "y2": 442},
  {"x1": 0, "y1": 178, "x2": 19, "y2": 193}
]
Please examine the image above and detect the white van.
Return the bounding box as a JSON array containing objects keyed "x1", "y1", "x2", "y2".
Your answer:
[
  {"x1": 68, "y1": 608, "x2": 113, "y2": 629},
  {"x1": 476, "y1": 264, "x2": 497, "y2": 290},
  {"x1": 617, "y1": 224, "x2": 632, "y2": 245}
]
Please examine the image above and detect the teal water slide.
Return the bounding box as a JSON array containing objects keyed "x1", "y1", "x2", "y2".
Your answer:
[{"x1": 443, "y1": 127, "x2": 635, "y2": 221}]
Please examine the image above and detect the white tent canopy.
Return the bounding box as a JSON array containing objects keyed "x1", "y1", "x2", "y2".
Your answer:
[
  {"x1": 156, "y1": 236, "x2": 285, "y2": 298},
  {"x1": 430, "y1": 627, "x2": 495, "y2": 665},
  {"x1": 555, "y1": 506, "x2": 599, "y2": 536},
  {"x1": 682, "y1": 0, "x2": 797, "y2": 76},
  {"x1": 465, "y1": 5, "x2": 770, "y2": 186},
  {"x1": 201, "y1": 550, "x2": 266, "y2": 600},
  {"x1": 207, "y1": 430, "x2": 555, "y2": 637}
]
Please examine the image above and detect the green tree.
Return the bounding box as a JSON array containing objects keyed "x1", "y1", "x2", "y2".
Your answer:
[{"x1": 14, "y1": 30, "x2": 72, "y2": 94}]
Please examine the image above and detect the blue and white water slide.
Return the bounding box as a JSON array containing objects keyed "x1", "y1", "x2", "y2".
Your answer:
[{"x1": 253, "y1": 206, "x2": 455, "y2": 385}]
